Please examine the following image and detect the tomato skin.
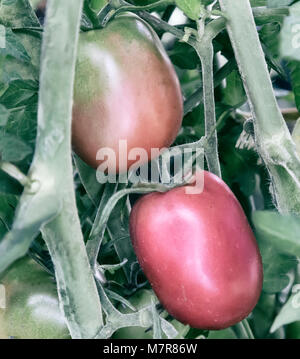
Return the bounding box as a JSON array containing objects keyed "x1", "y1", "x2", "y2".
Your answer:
[
  {"x1": 0, "y1": 257, "x2": 70, "y2": 339},
  {"x1": 73, "y1": 14, "x2": 183, "y2": 173},
  {"x1": 129, "y1": 171, "x2": 263, "y2": 330}
]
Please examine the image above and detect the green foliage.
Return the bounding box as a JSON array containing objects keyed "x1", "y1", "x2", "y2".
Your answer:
[
  {"x1": 175, "y1": 0, "x2": 203, "y2": 20},
  {"x1": 0, "y1": 0, "x2": 300, "y2": 340}
]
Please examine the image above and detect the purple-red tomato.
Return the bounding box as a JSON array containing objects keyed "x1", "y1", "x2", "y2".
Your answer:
[
  {"x1": 72, "y1": 13, "x2": 183, "y2": 173},
  {"x1": 130, "y1": 171, "x2": 263, "y2": 330}
]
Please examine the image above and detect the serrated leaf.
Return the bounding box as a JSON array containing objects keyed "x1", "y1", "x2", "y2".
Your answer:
[
  {"x1": 0, "y1": 28, "x2": 32, "y2": 64},
  {"x1": 0, "y1": 0, "x2": 40, "y2": 28},
  {"x1": 175, "y1": 0, "x2": 202, "y2": 21},
  {"x1": 270, "y1": 286, "x2": 300, "y2": 332}
]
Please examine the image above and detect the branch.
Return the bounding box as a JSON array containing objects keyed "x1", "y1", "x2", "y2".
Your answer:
[{"x1": 219, "y1": 0, "x2": 300, "y2": 215}]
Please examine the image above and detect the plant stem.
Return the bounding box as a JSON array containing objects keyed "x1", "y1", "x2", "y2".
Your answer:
[
  {"x1": 0, "y1": 162, "x2": 29, "y2": 186},
  {"x1": 194, "y1": 40, "x2": 221, "y2": 177},
  {"x1": 35, "y1": 0, "x2": 103, "y2": 338},
  {"x1": 219, "y1": 0, "x2": 300, "y2": 215}
]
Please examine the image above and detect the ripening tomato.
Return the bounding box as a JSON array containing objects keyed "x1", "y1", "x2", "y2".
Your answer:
[
  {"x1": 73, "y1": 13, "x2": 183, "y2": 173},
  {"x1": 0, "y1": 257, "x2": 70, "y2": 339},
  {"x1": 130, "y1": 171, "x2": 263, "y2": 330}
]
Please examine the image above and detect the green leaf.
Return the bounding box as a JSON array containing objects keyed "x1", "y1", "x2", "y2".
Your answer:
[
  {"x1": 0, "y1": 79, "x2": 38, "y2": 107},
  {"x1": 175, "y1": 0, "x2": 203, "y2": 20},
  {"x1": 0, "y1": 131, "x2": 32, "y2": 162},
  {"x1": 0, "y1": 103, "x2": 9, "y2": 126},
  {"x1": 168, "y1": 42, "x2": 199, "y2": 70},
  {"x1": 270, "y1": 285, "x2": 300, "y2": 332},
  {"x1": 260, "y1": 247, "x2": 295, "y2": 293},
  {"x1": 0, "y1": 28, "x2": 31, "y2": 64},
  {"x1": 249, "y1": 293, "x2": 277, "y2": 338},
  {"x1": 0, "y1": 192, "x2": 17, "y2": 236},
  {"x1": 222, "y1": 69, "x2": 246, "y2": 107},
  {"x1": 0, "y1": 0, "x2": 40, "y2": 28},
  {"x1": 252, "y1": 211, "x2": 298, "y2": 293},
  {"x1": 252, "y1": 211, "x2": 300, "y2": 258}
]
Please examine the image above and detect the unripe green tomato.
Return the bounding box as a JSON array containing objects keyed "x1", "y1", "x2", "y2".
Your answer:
[
  {"x1": 0, "y1": 257, "x2": 70, "y2": 339},
  {"x1": 73, "y1": 13, "x2": 183, "y2": 173},
  {"x1": 286, "y1": 321, "x2": 300, "y2": 339}
]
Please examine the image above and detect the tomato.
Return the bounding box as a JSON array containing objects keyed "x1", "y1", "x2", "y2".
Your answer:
[
  {"x1": 0, "y1": 257, "x2": 70, "y2": 339},
  {"x1": 72, "y1": 13, "x2": 183, "y2": 173},
  {"x1": 129, "y1": 171, "x2": 263, "y2": 330}
]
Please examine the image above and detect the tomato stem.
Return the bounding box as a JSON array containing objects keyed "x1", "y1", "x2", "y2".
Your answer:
[
  {"x1": 0, "y1": 161, "x2": 30, "y2": 187},
  {"x1": 219, "y1": 0, "x2": 300, "y2": 215}
]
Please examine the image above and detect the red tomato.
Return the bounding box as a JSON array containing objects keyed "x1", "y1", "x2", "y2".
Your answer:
[
  {"x1": 129, "y1": 171, "x2": 263, "y2": 330},
  {"x1": 72, "y1": 14, "x2": 183, "y2": 173}
]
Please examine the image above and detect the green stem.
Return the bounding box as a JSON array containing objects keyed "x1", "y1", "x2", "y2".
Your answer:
[
  {"x1": 0, "y1": 162, "x2": 30, "y2": 187},
  {"x1": 102, "y1": 0, "x2": 173, "y2": 25},
  {"x1": 87, "y1": 182, "x2": 182, "y2": 269},
  {"x1": 34, "y1": 0, "x2": 103, "y2": 338},
  {"x1": 184, "y1": 58, "x2": 236, "y2": 115},
  {"x1": 194, "y1": 40, "x2": 221, "y2": 177},
  {"x1": 233, "y1": 320, "x2": 254, "y2": 339},
  {"x1": 219, "y1": 0, "x2": 300, "y2": 215}
]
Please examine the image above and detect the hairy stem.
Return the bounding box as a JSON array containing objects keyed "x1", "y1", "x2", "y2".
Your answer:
[
  {"x1": 219, "y1": 0, "x2": 300, "y2": 215},
  {"x1": 36, "y1": 0, "x2": 103, "y2": 338},
  {"x1": 194, "y1": 41, "x2": 221, "y2": 177}
]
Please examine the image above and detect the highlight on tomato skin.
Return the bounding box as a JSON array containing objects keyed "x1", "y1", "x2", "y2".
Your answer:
[
  {"x1": 72, "y1": 13, "x2": 183, "y2": 173},
  {"x1": 129, "y1": 170, "x2": 263, "y2": 330}
]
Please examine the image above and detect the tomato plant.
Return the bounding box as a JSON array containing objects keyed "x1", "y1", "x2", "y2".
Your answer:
[{"x1": 0, "y1": 0, "x2": 300, "y2": 340}]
